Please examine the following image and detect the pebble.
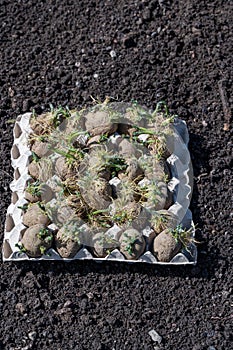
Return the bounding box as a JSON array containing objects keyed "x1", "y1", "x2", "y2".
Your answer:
[
  {"x1": 148, "y1": 329, "x2": 162, "y2": 344},
  {"x1": 22, "y1": 99, "x2": 31, "y2": 112},
  {"x1": 110, "y1": 50, "x2": 117, "y2": 58},
  {"x1": 15, "y1": 302, "x2": 25, "y2": 314},
  {"x1": 63, "y1": 300, "x2": 72, "y2": 308},
  {"x1": 28, "y1": 331, "x2": 37, "y2": 341}
]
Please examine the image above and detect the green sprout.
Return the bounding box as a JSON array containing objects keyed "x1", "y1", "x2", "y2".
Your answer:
[
  {"x1": 98, "y1": 133, "x2": 109, "y2": 143},
  {"x1": 112, "y1": 201, "x2": 139, "y2": 225},
  {"x1": 31, "y1": 151, "x2": 40, "y2": 163},
  {"x1": 39, "y1": 246, "x2": 46, "y2": 255},
  {"x1": 104, "y1": 155, "x2": 127, "y2": 177},
  {"x1": 116, "y1": 179, "x2": 139, "y2": 205},
  {"x1": 37, "y1": 228, "x2": 53, "y2": 250},
  {"x1": 96, "y1": 233, "x2": 119, "y2": 252},
  {"x1": 37, "y1": 228, "x2": 53, "y2": 244},
  {"x1": 53, "y1": 146, "x2": 85, "y2": 166},
  {"x1": 122, "y1": 233, "x2": 138, "y2": 256},
  {"x1": 66, "y1": 130, "x2": 90, "y2": 145},
  {"x1": 15, "y1": 242, "x2": 27, "y2": 253},
  {"x1": 163, "y1": 172, "x2": 170, "y2": 184},
  {"x1": 87, "y1": 209, "x2": 112, "y2": 228},
  {"x1": 153, "y1": 100, "x2": 169, "y2": 117},
  {"x1": 151, "y1": 211, "x2": 170, "y2": 232},
  {"x1": 138, "y1": 180, "x2": 161, "y2": 205},
  {"x1": 171, "y1": 224, "x2": 195, "y2": 248},
  {"x1": 89, "y1": 149, "x2": 127, "y2": 178},
  {"x1": 132, "y1": 125, "x2": 158, "y2": 137},
  {"x1": 61, "y1": 220, "x2": 83, "y2": 243},
  {"x1": 26, "y1": 180, "x2": 42, "y2": 197},
  {"x1": 113, "y1": 210, "x2": 128, "y2": 224},
  {"x1": 126, "y1": 102, "x2": 152, "y2": 123},
  {"x1": 52, "y1": 106, "x2": 71, "y2": 128},
  {"x1": 17, "y1": 203, "x2": 29, "y2": 212},
  {"x1": 32, "y1": 109, "x2": 37, "y2": 119},
  {"x1": 151, "y1": 101, "x2": 177, "y2": 125}
]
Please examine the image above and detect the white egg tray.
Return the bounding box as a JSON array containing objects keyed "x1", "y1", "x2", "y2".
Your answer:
[{"x1": 3, "y1": 112, "x2": 197, "y2": 264}]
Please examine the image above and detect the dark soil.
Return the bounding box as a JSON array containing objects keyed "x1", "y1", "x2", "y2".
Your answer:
[{"x1": 0, "y1": 1, "x2": 232, "y2": 349}]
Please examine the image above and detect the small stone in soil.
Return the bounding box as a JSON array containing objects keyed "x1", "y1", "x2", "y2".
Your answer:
[
  {"x1": 28, "y1": 331, "x2": 37, "y2": 341},
  {"x1": 148, "y1": 329, "x2": 162, "y2": 344},
  {"x1": 110, "y1": 50, "x2": 117, "y2": 58},
  {"x1": 15, "y1": 302, "x2": 25, "y2": 314}
]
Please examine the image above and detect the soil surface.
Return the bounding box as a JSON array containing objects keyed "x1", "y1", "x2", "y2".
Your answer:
[{"x1": 0, "y1": 1, "x2": 232, "y2": 349}]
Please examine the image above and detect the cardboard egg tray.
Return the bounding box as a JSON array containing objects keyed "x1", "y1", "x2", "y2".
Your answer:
[{"x1": 3, "y1": 112, "x2": 197, "y2": 264}]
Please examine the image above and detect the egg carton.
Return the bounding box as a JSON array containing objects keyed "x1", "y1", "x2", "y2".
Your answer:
[{"x1": 3, "y1": 112, "x2": 197, "y2": 264}]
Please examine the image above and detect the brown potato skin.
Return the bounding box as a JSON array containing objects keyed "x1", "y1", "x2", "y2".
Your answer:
[
  {"x1": 152, "y1": 229, "x2": 181, "y2": 262},
  {"x1": 55, "y1": 228, "x2": 81, "y2": 258},
  {"x1": 119, "y1": 228, "x2": 146, "y2": 260},
  {"x1": 22, "y1": 203, "x2": 50, "y2": 227},
  {"x1": 21, "y1": 224, "x2": 53, "y2": 257}
]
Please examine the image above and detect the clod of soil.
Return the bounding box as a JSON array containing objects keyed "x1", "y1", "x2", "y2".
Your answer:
[
  {"x1": 152, "y1": 229, "x2": 181, "y2": 262},
  {"x1": 22, "y1": 203, "x2": 50, "y2": 227},
  {"x1": 114, "y1": 201, "x2": 142, "y2": 227},
  {"x1": 119, "y1": 228, "x2": 146, "y2": 260},
  {"x1": 39, "y1": 184, "x2": 54, "y2": 203},
  {"x1": 86, "y1": 149, "x2": 112, "y2": 180},
  {"x1": 21, "y1": 224, "x2": 53, "y2": 257}
]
